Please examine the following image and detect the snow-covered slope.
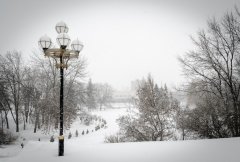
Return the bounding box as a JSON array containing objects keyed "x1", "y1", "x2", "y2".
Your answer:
[{"x1": 1, "y1": 108, "x2": 239, "y2": 162}]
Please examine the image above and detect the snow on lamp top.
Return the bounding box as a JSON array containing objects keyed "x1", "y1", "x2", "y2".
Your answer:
[
  {"x1": 56, "y1": 33, "x2": 71, "y2": 49},
  {"x1": 55, "y1": 21, "x2": 69, "y2": 34},
  {"x1": 71, "y1": 39, "x2": 83, "y2": 53},
  {"x1": 38, "y1": 35, "x2": 52, "y2": 50}
]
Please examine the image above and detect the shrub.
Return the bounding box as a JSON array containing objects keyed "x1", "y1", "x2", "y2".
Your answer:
[
  {"x1": 75, "y1": 130, "x2": 79, "y2": 137},
  {"x1": 0, "y1": 129, "x2": 17, "y2": 145},
  {"x1": 68, "y1": 132, "x2": 72, "y2": 139},
  {"x1": 50, "y1": 135, "x2": 54, "y2": 142},
  {"x1": 104, "y1": 134, "x2": 122, "y2": 143},
  {"x1": 95, "y1": 125, "x2": 100, "y2": 131}
]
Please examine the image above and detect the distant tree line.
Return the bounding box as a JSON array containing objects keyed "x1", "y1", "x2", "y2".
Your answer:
[{"x1": 85, "y1": 79, "x2": 113, "y2": 111}]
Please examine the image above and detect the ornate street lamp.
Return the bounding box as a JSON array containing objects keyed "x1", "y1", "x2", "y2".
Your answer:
[{"x1": 38, "y1": 21, "x2": 84, "y2": 156}]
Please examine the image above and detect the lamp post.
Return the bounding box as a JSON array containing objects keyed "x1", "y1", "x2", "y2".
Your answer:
[{"x1": 38, "y1": 21, "x2": 83, "y2": 156}]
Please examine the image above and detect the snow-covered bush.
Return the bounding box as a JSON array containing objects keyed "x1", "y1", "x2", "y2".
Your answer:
[
  {"x1": 104, "y1": 133, "x2": 123, "y2": 143},
  {"x1": 95, "y1": 125, "x2": 100, "y2": 131},
  {"x1": 102, "y1": 119, "x2": 107, "y2": 125},
  {"x1": 75, "y1": 130, "x2": 79, "y2": 137},
  {"x1": 0, "y1": 129, "x2": 17, "y2": 145},
  {"x1": 50, "y1": 135, "x2": 54, "y2": 142},
  {"x1": 68, "y1": 132, "x2": 72, "y2": 139}
]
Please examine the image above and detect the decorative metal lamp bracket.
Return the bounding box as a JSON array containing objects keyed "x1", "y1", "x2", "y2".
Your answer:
[{"x1": 44, "y1": 48, "x2": 79, "y2": 69}]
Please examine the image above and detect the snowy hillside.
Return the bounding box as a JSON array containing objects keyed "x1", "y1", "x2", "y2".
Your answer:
[{"x1": 1, "y1": 108, "x2": 239, "y2": 162}]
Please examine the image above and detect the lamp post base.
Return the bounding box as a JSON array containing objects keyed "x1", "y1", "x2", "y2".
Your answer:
[{"x1": 58, "y1": 138, "x2": 64, "y2": 156}]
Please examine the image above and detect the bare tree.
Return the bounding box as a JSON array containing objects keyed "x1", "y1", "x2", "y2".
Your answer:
[
  {"x1": 179, "y1": 9, "x2": 240, "y2": 137},
  {"x1": 30, "y1": 52, "x2": 87, "y2": 133},
  {"x1": 116, "y1": 75, "x2": 179, "y2": 142},
  {"x1": 0, "y1": 81, "x2": 10, "y2": 129},
  {"x1": 0, "y1": 51, "x2": 24, "y2": 132}
]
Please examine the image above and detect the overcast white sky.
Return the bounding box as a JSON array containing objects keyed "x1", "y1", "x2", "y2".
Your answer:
[{"x1": 0, "y1": 0, "x2": 240, "y2": 90}]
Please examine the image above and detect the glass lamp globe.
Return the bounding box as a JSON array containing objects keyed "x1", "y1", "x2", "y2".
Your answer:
[
  {"x1": 38, "y1": 35, "x2": 52, "y2": 51},
  {"x1": 55, "y1": 21, "x2": 69, "y2": 34},
  {"x1": 71, "y1": 39, "x2": 83, "y2": 53},
  {"x1": 56, "y1": 33, "x2": 71, "y2": 49}
]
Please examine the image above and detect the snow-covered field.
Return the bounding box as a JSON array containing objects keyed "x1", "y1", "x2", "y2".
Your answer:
[{"x1": 1, "y1": 108, "x2": 239, "y2": 162}]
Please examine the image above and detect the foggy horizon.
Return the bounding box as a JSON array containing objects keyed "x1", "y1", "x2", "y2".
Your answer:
[{"x1": 1, "y1": 0, "x2": 240, "y2": 90}]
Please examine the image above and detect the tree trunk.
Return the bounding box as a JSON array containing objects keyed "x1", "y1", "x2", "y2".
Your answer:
[
  {"x1": 25, "y1": 103, "x2": 29, "y2": 123},
  {"x1": 182, "y1": 128, "x2": 185, "y2": 140},
  {"x1": 1, "y1": 112, "x2": 4, "y2": 130},
  {"x1": 42, "y1": 111, "x2": 44, "y2": 125},
  {"x1": 37, "y1": 113, "x2": 40, "y2": 129},
  {"x1": 4, "y1": 111, "x2": 9, "y2": 129},
  {"x1": 5, "y1": 100, "x2": 16, "y2": 124},
  {"x1": 160, "y1": 123, "x2": 163, "y2": 141},
  {"x1": 16, "y1": 108, "x2": 19, "y2": 132},
  {"x1": 23, "y1": 116, "x2": 26, "y2": 130},
  {"x1": 233, "y1": 102, "x2": 239, "y2": 136},
  {"x1": 1, "y1": 104, "x2": 9, "y2": 129},
  {"x1": 34, "y1": 113, "x2": 38, "y2": 133},
  {"x1": 55, "y1": 118, "x2": 58, "y2": 129}
]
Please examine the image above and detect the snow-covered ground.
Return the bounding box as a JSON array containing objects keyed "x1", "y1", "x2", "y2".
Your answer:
[{"x1": 1, "y1": 108, "x2": 239, "y2": 162}]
